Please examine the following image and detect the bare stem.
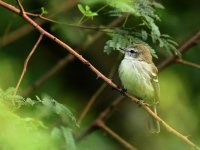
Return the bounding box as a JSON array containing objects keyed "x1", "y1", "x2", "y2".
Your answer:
[
  {"x1": 14, "y1": 34, "x2": 43, "y2": 95},
  {"x1": 176, "y1": 59, "x2": 200, "y2": 69},
  {"x1": 16, "y1": 0, "x2": 24, "y2": 15}
]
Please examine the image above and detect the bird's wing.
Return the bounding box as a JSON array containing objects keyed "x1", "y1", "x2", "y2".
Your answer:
[{"x1": 150, "y1": 65, "x2": 160, "y2": 104}]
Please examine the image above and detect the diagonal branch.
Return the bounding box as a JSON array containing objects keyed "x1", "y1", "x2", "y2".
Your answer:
[
  {"x1": 0, "y1": 1, "x2": 200, "y2": 150},
  {"x1": 22, "y1": 17, "x2": 124, "y2": 97}
]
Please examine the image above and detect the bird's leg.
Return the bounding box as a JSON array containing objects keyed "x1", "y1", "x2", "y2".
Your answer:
[{"x1": 119, "y1": 87, "x2": 127, "y2": 95}]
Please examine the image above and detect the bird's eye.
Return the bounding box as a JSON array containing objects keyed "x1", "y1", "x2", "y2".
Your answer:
[{"x1": 130, "y1": 50, "x2": 136, "y2": 53}]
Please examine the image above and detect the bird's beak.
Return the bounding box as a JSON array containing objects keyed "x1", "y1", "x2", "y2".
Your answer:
[{"x1": 119, "y1": 48, "x2": 126, "y2": 53}]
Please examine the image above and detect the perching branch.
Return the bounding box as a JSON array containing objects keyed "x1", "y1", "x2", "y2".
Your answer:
[
  {"x1": 14, "y1": 34, "x2": 44, "y2": 95},
  {"x1": 22, "y1": 17, "x2": 124, "y2": 97},
  {"x1": 77, "y1": 31, "x2": 200, "y2": 149},
  {"x1": 0, "y1": 1, "x2": 200, "y2": 150}
]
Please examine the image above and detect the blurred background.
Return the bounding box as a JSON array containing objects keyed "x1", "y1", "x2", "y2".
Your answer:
[{"x1": 0, "y1": 0, "x2": 200, "y2": 150}]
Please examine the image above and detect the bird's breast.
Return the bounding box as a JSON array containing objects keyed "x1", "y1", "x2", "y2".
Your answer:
[{"x1": 119, "y1": 59, "x2": 154, "y2": 101}]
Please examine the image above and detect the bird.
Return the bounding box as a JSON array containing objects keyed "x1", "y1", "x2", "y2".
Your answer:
[{"x1": 118, "y1": 44, "x2": 160, "y2": 133}]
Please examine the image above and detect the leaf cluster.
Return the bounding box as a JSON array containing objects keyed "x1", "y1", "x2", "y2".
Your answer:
[
  {"x1": 78, "y1": 4, "x2": 98, "y2": 18},
  {"x1": 0, "y1": 88, "x2": 78, "y2": 150},
  {"x1": 104, "y1": 0, "x2": 177, "y2": 56},
  {"x1": 80, "y1": 0, "x2": 178, "y2": 57}
]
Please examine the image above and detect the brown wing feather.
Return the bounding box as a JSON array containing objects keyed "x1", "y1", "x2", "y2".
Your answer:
[{"x1": 150, "y1": 65, "x2": 160, "y2": 104}]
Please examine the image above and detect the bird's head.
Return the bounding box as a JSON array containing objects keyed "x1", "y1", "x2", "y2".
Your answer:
[{"x1": 120, "y1": 44, "x2": 153, "y2": 63}]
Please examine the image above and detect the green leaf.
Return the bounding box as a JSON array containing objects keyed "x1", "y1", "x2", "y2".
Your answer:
[
  {"x1": 85, "y1": 5, "x2": 90, "y2": 11},
  {"x1": 40, "y1": 7, "x2": 48, "y2": 15},
  {"x1": 141, "y1": 30, "x2": 148, "y2": 40},
  {"x1": 104, "y1": 29, "x2": 158, "y2": 58},
  {"x1": 61, "y1": 127, "x2": 76, "y2": 150},
  {"x1": 0, "y1": 88, "x2": 79, "y2": 150},
  {"x1": 152, "y1": 2, "x2": 165, "y2": 9},
  {"x1": 77, "y1": 4, "x2": 98, "y2": 17},
  {"x1": 108, "y1": 0, "x2": 136, "y2": 14},
  {"x1": 39, "y1": 95, "x2": 79, "y2": 128},
  {"x1": 77, "y1": 4, "x2": 86, "y2": 14}
]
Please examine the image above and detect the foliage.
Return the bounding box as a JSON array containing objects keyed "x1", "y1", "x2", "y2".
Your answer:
[
  {"x1": 78, "y1": 4, "x2": 98, "y2": 18},
  {"x1": 0, "y1": 88, "x2": 78, "y2": 150},
  {"x1": 81, "y1": 0, "x2": 178, "y2": 57},
  {"x1": 40, "y1": 7, "x2": 48, "y2": 16},
  {"x1": 104, "y1": 29, "x2": 158, "y2": 58}
]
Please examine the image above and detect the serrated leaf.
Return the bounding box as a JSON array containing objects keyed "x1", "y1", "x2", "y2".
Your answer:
[
  {"x1": 77, "y1": 4, "x2": 86, "y2": 14},
  {"x1": 85, "y1": 5, "x2": 90, "y2": 11},
  {"x1": 108, "y1": 0, "x2": 136, "y2": 14},
  {"x1": 152, "y1": 2, "x2": 165, "y2": 9},
  {"x1": 141, "y1": 30, "x2": 148, "y2": 40},
  {"x1": 78, "y1": 4, "x2": 98, "y2": 17},
  {"x1": 167, "y1": 39, "x2": 178, "y2": 46},
  {"x1": 61, "y1": 127, "x2": 76, "y2": 150},
  {"x1": 39, "y1": 95, "x2": 79, "y2": 127},
  {"x1": 51, "y1": 127, "x2": 63, "y2": 143}
]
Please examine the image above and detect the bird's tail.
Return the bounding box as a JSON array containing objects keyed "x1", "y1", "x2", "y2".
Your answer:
[{"x1": 148, "y1": 105, "x2": 160, "y2": 133}]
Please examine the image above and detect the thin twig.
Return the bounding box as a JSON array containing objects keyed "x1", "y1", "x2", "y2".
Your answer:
[
  {"x1": 16, "y1": 0, "x2": 24, "y2": 15},
  {"x1": 14, "y1": 34, "x2": 43, "y2": 95},
  {"x1": 96, "y1": 120, "x2": 138, "y2": 150},
  {"x1": 26, "y1": 13, "x2": 120, "y2": 31},
  {"x1": 176, "y1": 59, "x2": 200, "y2": 69},
  {"x1": 0, "y1": 1, "x2": 200, "y2": 149}
]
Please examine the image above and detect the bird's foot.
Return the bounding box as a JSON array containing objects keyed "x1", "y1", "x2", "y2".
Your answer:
[
  {"x1": 137, "y1": 100, "x2": 150, "y2": 107},
  {"x1": 119, "y1": 87, "x2": 127, "y2": 95}
]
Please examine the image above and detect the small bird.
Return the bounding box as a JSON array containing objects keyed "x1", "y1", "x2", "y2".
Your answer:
[{"x1": 118, "y1": 44, "x2": 160, "y2": 133}]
